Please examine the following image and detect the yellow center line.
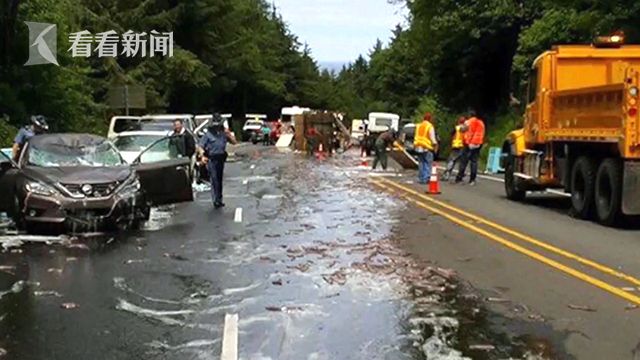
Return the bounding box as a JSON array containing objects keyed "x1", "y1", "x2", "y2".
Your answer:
[
  {"x1": 376, "y1": 177, "x2": 640, "y2": 288},
  {"x1": 370, "y1": 179, "x2": 640, "y2": 306}
]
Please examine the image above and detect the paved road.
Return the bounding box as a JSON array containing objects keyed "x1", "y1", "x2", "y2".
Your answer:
[
  {"x1": 0, "y1": 146, "x2": 538, "y2": 360},
  {"x1": 375, "y1": 168, "x2": 640, "y2": 360},
  {"x1": 4, "y1": 145, "x2": 633, "y2": 359}
]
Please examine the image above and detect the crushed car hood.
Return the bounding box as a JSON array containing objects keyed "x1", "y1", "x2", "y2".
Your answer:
[{"x1": 22, "y1": 166, "x2": 133, "y2": 185}]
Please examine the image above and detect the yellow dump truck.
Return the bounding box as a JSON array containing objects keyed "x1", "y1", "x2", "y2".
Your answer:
[{"x1": 502, "y1": 35, "x2": 640, "y2": 225}]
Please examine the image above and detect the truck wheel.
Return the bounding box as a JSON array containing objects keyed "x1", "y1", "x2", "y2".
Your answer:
[
  {"x1": 505, "y1": 154, "x2": 525, "y2": 201},
  {"x1": 570, "y1": 157, "x2": 597, "y2": 219},
  {"x1": 595, "y1": 158, "x2": 623, "y2": 226}
]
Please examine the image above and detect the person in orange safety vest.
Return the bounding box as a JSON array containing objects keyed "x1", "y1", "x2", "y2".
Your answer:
[
  {"x1": 455, "y1": 112, "x2": 485, "y2": 185},
  {"x1": 443, "y1": 116, "x2": 467, "y2": 181}
]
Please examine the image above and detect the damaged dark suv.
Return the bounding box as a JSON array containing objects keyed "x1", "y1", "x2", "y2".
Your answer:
[{"x1": 0, "y1": 134, "x2": 193, "y2": 232}]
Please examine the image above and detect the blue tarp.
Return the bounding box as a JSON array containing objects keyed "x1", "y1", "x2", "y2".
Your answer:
[{"x1": 485, "y1": 147, "x2": 504, "y2": 174}]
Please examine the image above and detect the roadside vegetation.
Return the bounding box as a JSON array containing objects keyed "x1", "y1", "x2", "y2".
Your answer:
[
  {"x1": 3, "y1": 0, "x2": 640, "y2": 150},
  {"x1": 0, "y1": 0, "x2": 336, "y2": 145},
  {"x1": 331, "y1": 0, "x2": 640, "y2": 150}
]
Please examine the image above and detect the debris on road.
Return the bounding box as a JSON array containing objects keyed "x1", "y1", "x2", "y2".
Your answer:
[
  {"x1": 568, "y1": 304, "x2": 597, "y2": 312},
  {"x1": 528, "y1": 314, "x2": 545, "y2": 321},
  {"x1": 163, "y1": 253, "x2": 189, "y2": 261},
  {"x1": 34, "y1": 290, "x2": 63, "y2": 297},
  {"x1": 60, "y1": 302, "x2": 79, "y2": 310},
  {"x1": 287, "y1": 262, "x2": 311, "y2": 273},
  {"x1": 0, "y1": 281, "x2": 25, "y2": 300},
  {"x1": 322, "y1": 269, "x2": 348, "y2": 286},
  {"x1": 486, "y1": 297, "x2": 511, "y2": 303},
  {"x1": 265, "y1": 305, "x2": 304, "y2": 313},
  {"x1": 469, "y1": 344, "x2": 496, "y2": 351},
  {"x1": 259, "y1": 256, "x2": 277, "y2": 263},
  {"x1": 0, "y1": 266, "x2": 16, "y2": 275}
]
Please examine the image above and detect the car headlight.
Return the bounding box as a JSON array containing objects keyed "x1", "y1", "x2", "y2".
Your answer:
[
  {"x1": 119, "y1": 177, "x2": 141, "y2": 195},
  {"x1": 25, "y1": 181, "x2": 58, "y2": 196}
]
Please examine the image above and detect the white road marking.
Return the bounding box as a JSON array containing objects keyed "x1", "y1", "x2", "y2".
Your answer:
[
  {"x1": 221, "y1": 313, "x2": 238, "y2": 360},
  {"x1": 234, "y1": 208, "x2": 243, "y2": 223},
  {"x1": 435, "y1": 166, "x2": 571, "y2": 197}
]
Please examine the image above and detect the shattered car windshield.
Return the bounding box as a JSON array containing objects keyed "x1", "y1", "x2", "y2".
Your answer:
[
  {"x1": 28, "y1": 142, "x2": 124, "y2": 167},
  {"x1": 114, "y1": 135, "x2": 164, "y2": 152}
]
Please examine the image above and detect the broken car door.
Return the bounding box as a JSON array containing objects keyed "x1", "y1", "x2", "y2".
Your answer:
[
  {"x1": 0, "y1": 150, "x2": 18, "y2": 213},
  {"x1": 132, "y1": 136, "x2": 194, "y2": 206}
]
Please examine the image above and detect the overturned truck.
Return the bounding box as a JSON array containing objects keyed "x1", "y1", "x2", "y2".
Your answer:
[{"x1": 294, "y1": 111, "x2": 350, "y2": 154}]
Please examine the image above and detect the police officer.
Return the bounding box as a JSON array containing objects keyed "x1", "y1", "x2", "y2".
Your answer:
[
  {"x1": 12, "y1": 115, "x2": 49, "y2": 161},
  {"x1": 197, "y1": 113, "x2": 237, "y2": 209}
]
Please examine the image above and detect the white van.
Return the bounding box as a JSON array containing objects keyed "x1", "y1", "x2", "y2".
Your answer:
[
  {"x1": 351, "y1": 119, "x2": 366, "y2": 141},
  {"x1": 368, "y1": 112, "x2": 400, "y2": 134},
  {"x1": 107, "y1": 114, "x2": 195, "y2": 139}
]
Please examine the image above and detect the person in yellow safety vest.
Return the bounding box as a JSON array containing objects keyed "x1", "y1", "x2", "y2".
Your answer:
[
  {"x1": 414, "y1": 112, "x2": 439, "y2": 184},
  {"x1": 455, "y1": 111, "x2": 486, "y2": 186},
  {"x1": 442, "y1": 116, "x2": 467, "y2": 181}
]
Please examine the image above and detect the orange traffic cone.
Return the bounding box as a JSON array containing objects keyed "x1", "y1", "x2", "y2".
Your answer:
[
  {"x1": 316, "y1": 143, "x2": 326, "y2": 160},
  {"x1": 360, "y1": 153, "x2": 368, "y2": 167},
  {"x1": 427, "y1": 162, "x2": 441, "y2": 195}
]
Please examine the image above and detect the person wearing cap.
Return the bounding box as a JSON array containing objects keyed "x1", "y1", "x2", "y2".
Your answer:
[
  {"x1": 372, "y1": 127, "x2": 397, "y2": 171},
  {"x1": 197, "y1": 113, "x2": 238, "y2": 209},
  {"x1": 414, "y1": 113, "x2": 438, "y2": 184},
  {"x1": 442, "y1": 116, "x2": 467, "y2": 181},
  {"x1": 12, "y1": 115, "x2": 49, "y2": 161}
]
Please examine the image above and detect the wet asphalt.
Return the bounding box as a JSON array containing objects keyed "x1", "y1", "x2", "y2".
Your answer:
[{"x1": 0, "y1": 145, "x2": 545, "y2": 360}]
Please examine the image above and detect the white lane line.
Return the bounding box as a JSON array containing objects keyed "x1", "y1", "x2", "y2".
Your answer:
[
  {"x1": 234, "y1": 208, "x2": 243, "y2": 223},
  {"x1": 221, "y1": 313, "x2": 238, "y2": 360},
  {"x1": 435, "y1": 166, "x2": 571, "y2": 197}
]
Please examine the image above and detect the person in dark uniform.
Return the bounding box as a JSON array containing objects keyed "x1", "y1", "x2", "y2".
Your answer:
[
  {"x1": 372, "y1": 128, "x2": 397, "y2": 171},
  {"x1": 169, "y1": 119, "x2": 196, "y2": 158},
  {"x1": 12, "y1": 115, "x2": 48, "y2": 161},
  {"x1": 197, "y1": 113, "x2": 237, "y2": 208}
]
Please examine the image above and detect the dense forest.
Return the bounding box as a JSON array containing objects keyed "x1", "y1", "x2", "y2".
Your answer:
[
  {"x1": 0, "y1": 0, "x2": 336, "y2": 144},
  {"x1": 2, "y1": 0, "x2": 640, "y2": 147},
  {"x1": 331, "y1": 0, "x2": 640, "y2": 147}
]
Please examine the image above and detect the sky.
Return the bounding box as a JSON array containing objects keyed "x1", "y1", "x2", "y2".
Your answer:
[{"x1": 272, "y1": 0, "x2": 407, "y2": 64}]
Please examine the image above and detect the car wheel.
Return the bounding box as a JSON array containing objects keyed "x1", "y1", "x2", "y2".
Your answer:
[
  {"x1": 594, "y1": 158, "x2": 623, "y2": 226},
  {"x1": 10, "y1": 195, "x2": 25, "y2": 230},
  {"x1": 505, "y1": 154, "x2": 526, "y2": 201},
  {"x1": 571, "y1": 156, "x2": 597, "y2": 219}
]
